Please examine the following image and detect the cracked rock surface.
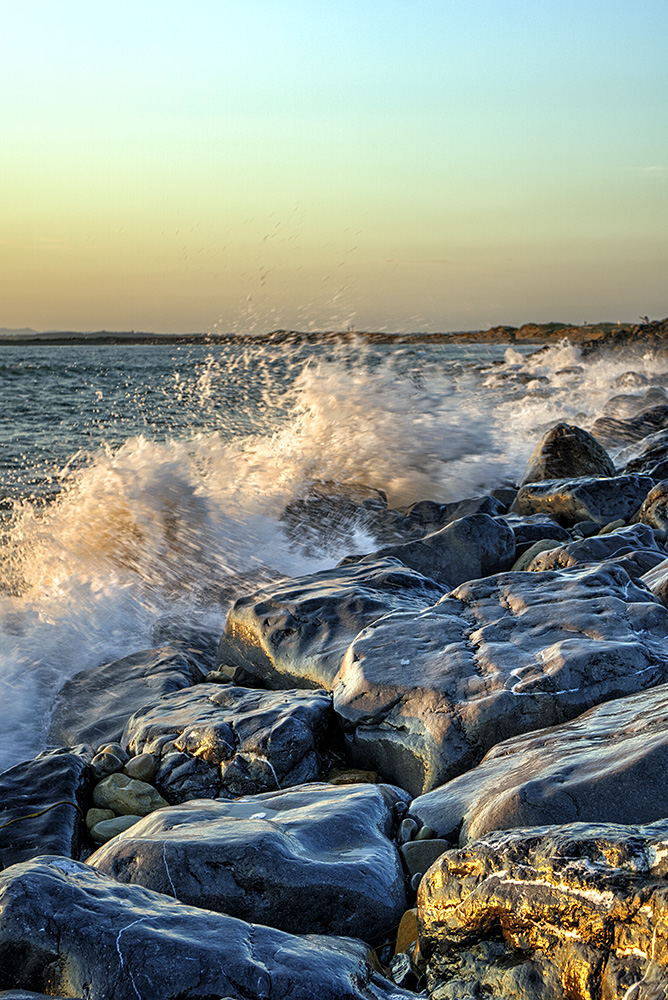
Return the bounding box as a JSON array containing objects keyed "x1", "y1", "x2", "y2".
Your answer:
[
  {"x1": 0, "y1": 858, "x2": 415, "y2": 1000},
  {"x1": 419, "y1": 820, "x2": 668, "y2": 1000},
  {"x1": 88, "y1": 781, "x2": 409, "y2": 941},
  {"x1": 332, "y1": 563, "x2": 668, "y2": 796}
]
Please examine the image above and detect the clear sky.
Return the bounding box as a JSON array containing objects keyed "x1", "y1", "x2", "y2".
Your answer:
[{"x1": 1, "y1": 0, "x2": 666, "y2": 333}]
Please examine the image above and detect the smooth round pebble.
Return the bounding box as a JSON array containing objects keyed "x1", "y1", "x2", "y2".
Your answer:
[
  {"x1": 414, "y1": 824, "x2": 436, "y2": 841},
  {"x1": 123, "y1": 752, "x2": 158, "y2": 783},
  {"x1": 90, "y1": 751, "x2": 124, "y2": 782},
  {"x1": 93, "y1": 773, "x2": 168, "y2": 816},
  {"x1": 91, "y1": 814, "x2": 142, "y2": 845},
  {"x1": 85, "y1": 807, "x2": 115, "y2": 832},
  {"x1": 398, "y1": 817, "x2": 419, "y2": 844},
  {"x1": 97, "y1": 742, "x2": 130, "y2": 764}
]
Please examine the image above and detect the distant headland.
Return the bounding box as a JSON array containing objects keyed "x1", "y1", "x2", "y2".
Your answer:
[{"x1": 0, "y1": 318, "x2": 666, "y2": 350}]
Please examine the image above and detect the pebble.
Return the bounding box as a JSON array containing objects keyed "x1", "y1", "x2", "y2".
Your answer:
[
  {"x1": 97, "y1": 742, "x2": 129, "y2": 764},
  {"x1": 599, "y1": 518, "x2": 627, "y2": 534},
  {"x1": 398, "y1": 817, "x2": 419, "y2": 844},
  {"x1": 394, "y1": 908, "x2": 418, "y2": 955},
  {"x1": 123, "y1": 752, "x2": 158, "y2": 783},
  {"x1": 90, "y1": 752, "x2": 124, "y2": 782},
  {"x1": 414, "y1": 824, "x2": 436, "y2": 841},
  {"x1": 85, "y1": 807, "x2": 114, "y2": 832},
  {"x1": 90, "y1": 814, "x2": 142, "y2": 844},
  {"x1": 92, "y1": 773, "x2": 168, "y2": 816},
  {"x1": 326, "y1": 768, "x2": 379, "y2": 785}
]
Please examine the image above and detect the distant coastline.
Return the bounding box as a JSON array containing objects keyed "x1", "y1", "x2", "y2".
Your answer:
[{"x1": 0, "y1": 318, "x2": 665, "y2": 350}]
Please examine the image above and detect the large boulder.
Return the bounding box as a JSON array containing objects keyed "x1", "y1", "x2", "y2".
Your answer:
[
  {"x1": 524, "y1": 522, "x2": 665, "y2": 578},
  {"x1": 123, "y1": 684, "x2": 334, "y2": 800},
  {"x1": 217, "y1": 557, "x2": 444, "y2": 690},
  {"x1": 48, "y1": 646, "x2": 205, "y2": 749},
  {"x1": 0, "y1": 858, "x2": 413, "y2": 1000},
  {"x1": 511, "y1": 473, "x2": 653, "y2": 526},
  {"x1": 363, "y1": 513, "x2": 515, "y2": 588},
  {"x1": 520, "y1": 422, "x2": 615, "y2": 485},
  {"x1": 418, "y1": 820, "x2": 668, "y2": 1000},
  {"x1": 332, "y1": 563, "x2": 668, "y2": 797},
  {"x1": 88, "y1": 782, "x2": 408, "y2": 942},
  {"x1": 592, "y1": 403, "x2": 668, "y2": 446},
  {"x1": 409, "y1": 681, "x2": 668, "y2": 843},
  {"x1": 0, "y1": 749, "x2": 91, "y2": 870}
]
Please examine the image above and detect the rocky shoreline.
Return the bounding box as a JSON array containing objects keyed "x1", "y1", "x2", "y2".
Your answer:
[
  {"x1": 1, "y1": 316, "x2": 667, "y2": 349},
  {"x1": 7, "y1": 378, "x2": 668, "y2": 997}
]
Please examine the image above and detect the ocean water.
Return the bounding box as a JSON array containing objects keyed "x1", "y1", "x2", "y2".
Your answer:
[{"x1": 1, "y1": 337, "x2": 666, "y2": 772}]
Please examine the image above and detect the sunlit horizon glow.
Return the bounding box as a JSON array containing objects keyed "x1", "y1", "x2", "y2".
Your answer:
[{"x1": 1, "y1": 0, "x2": 666, "y2": 334}]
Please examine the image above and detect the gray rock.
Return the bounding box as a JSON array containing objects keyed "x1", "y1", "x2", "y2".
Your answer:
[
  {"x1": 511, "y1": 473, "x2": 653, "y2": 526},
  {"x1": 280, "y1": 480, "x2": 389, "y2": 556},
  {"x1": 592, "y1": 402, "x2": 668, "y2": 446},
  {"x1": 633, "y1": 479, "x2": 668, "y2": 533},
  {"x1": 409, "y1": 681, "x2": 668, "y2": 844},
  {"x1": 122, "y1": 752, "x2": 157, "y2": 783},
  {"x1": 89, "y1": 751, "x2": 124, "y2": 781},
  {"x1": 642, "y1": 557, "x2": 668, "y2": 607},
  {"x1": 520, "y1": 422, "x2": 615, "y2": 485},
  {"x1": 90, "y1": 814, "x2": 142, "y2": 845},
  {"x1": 123, "y1": 684, "x2": 334, "y2": 798},
  {"x1": 0, "y1": 858, "x2": 414, "y2": 1000},
  {"x1": 0, "y1": 748, "x2": 90, "y2": 870},
  {"x1": 400, "y1": 839, "x2": 450, "y2": 879},
  {"x1": 419, "y1": 820, "x2": 668, "y2": 1000},
  {"x1": 48, "y1": 646, "x2": 204, "y2": 749},
  {"x1": 501, "y1": 513, "x2": 570, "y2": 556},
  {"x1": 524, "y1": 522, "x2": 665, "y2": 578},
  {"x1": 402, "y1": 496, "x2": 508, "y2": 537},
  {"x1": 0, "y1": 993, "x2": 83, "y2": 1000},
  {"x1": 510, "y1": 538, "x2": 563, "y2": 571},
  {"x1": 332, "y1": 563, "x2": 668, "y2": 796},
  {"x1": 623, "y1": 427, "x2": 668, "y2": 479},
  {"x1": 92, "y1": 774, "x2": 168, "y2": 816},
  {"x1": 88, "y1": 782, "x2": 409, "y2": 942},
  {"x1": 217, "y1": 557, "x2": 444, "y2": 690},
  {"x1": 364, "y1": 513, "x2": 515, "y2": 588}
]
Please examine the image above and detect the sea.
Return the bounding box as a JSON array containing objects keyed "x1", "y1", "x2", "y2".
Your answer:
[{"x1": 1, "y1": 336, "x2": 665, "y2": 774}]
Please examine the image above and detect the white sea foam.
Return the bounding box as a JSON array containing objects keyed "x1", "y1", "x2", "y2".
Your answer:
[{"x1": 1, "y1": 339, "x2": 668, "y2": 770}]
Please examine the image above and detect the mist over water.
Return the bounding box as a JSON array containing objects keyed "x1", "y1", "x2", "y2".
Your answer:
[{"x1": 1, "y1": 338, "x2": 667, "y2": 770}]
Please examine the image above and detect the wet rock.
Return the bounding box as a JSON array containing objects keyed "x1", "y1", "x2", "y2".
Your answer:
[
  {"x1": 332, "y1": 563, "x2": 668, "y2": 797},
  {"x1": 217, "y1": 557, "x2": 444, "y2": 690},
  {"x1": 92, "y1": 774, "x2": 167, "y2": 816},
  {"x1": 48, "y1": 646, "x2": 204, "y2": 749},
  {"x1": 510, "y1": 538, "x2": 563, "y2": 571},
  {"x1": 501, "y1": 513, "x2": 570, "y2": 556},
  {"x1": 419, "y1": 820, "x2": 668, "y2": 1000},
  {"x1": 410, "y1": 681, "x2": 668, "y2": 844},
  {"x1": 365, "y1": 513, "x2": 515, "y2": 588},
  {"x1": 601, "y1": 386, "x2": 668, "y2": 420},
  {"x1": 0, "y1": 857, "x2": 411, "y2": 1000},
  {"x1": 280, "y1": 480, "x2": 389, "y2": 556},
  {"x1": 0, "y1": 748, "x2": 90, "y2": 870},
  {"x1": 153, "y1": 751, "x2": 222, "y2": 803},
  {"x1": 89, "y1": 782, "x2": 409, "y2": 942},
  {"x1": 150, "y1": 619, "x2": 222, "y2": 674},
  {"x1": 524, "y1": 522, "x2": 665, "y2": 578},
  {"x1": 400, "y1": 839, "x2": 449, "y2": 879},
  {"x1": 395, "y1": 908, "x2": 419, "y2": 954},
  {"x1": 85, "y1": 808, "x2": 114, "y2": 831},
  {"x1": 633, "y1": 479, "x2": 668, "y2": 533},
  {"x1": 124, "y1": 684, "x2": 334, "y2": 798},
  {"x1": 403, "y1": 496, "x2": 508, "y2": 537},
  {"x1": 326, "y1": 768, "x2": 380, "y2": 785},
  {"x1": 520, "y1": 422, "x2": 615, "y2": 485},
  {"x1": 592, "y1": 402, "x2": 668, "y2": 446},
  {"x1": 89, "y1": 751, "x2": 124, "y2": 781},
  {"x1": 642, "y1": 558, "x2": 668, "y2": 607},
  {"x1": 0, "y1": 993, "x2": 83, "y2": 1000},
  {"x1": 623, "y1": 427, "x2": 668, "y2": 480},
  {"x1": 511, "y1": 473, "x2": 653, "y2": 526},
  {"x1": 90, "y1": 814, "x2": 142, "y2": 845},
  {"x1": 122, "y1": 752, "x2": 157, "y2": 783}
]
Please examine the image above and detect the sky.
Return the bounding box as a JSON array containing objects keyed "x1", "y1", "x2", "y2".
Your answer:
[{"x1": 1, "y1": 0, "x2": 667, "y2": 334}]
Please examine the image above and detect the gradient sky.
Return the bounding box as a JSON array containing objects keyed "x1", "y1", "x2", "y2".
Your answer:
[{"x1": 1, "y1": 0, "x2": 667, "y2": 333}]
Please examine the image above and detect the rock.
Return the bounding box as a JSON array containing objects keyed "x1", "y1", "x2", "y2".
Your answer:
[
  {"x1": 524, "y1": 522, "x2": 665, "y2": 578},
  {"x1": 332, "y1": 562, "x2": 668, "y2": 797},
  {"x1": 418, "y1": 820, "x2": 668, "y2": 1000},
  {"x1": 364, "y1": 513, "x2": 515, "y2": 589},
  {"x1": 85, "y1": 808, "x2": 114, "y2": 831},
  {"x1": 623, "y1": 427, "x2": 668, "y2": 480},
  {"x1": 326, "y1": 768, "x2": 380, "y2": 785},
  {"x1": 89, "y1": 751, "x2": 123, "y2": 781},
  {"x1": 632, "y1": 479, "x2": 668, "y2": 532},
  {"x1": 96, "y1": 742, "x2": 129, "y2": 764},
  {"x1": 90, "y1": 815, "x2": 142, "y2": 845},
  {"x1": 150, "y1": 619, "x2": 222, "y2": 674},
  {"x1": 572, "y1": 518, "x2": 601, "y2": 537},
  {"x1": 47, "y1": 646, "x2": 204, "y2": 749},
  {"x1": 403, "y1": 496, "x2": 508, "y2": 536},
  {"x1": 123, "y1": 684, "x2": 334, "y2": 798},
  {"x1": 122, "y1": 753, "x2": 157, "y2": 783},
  {"x1": 0, "y1": 993, "x2": 83, "y2": 1000},
  {"x1": 0, "y1": 748, "x2": 90, "y2": 870},
  {"x1": 89, "y1": 782, "x2": 409, "y2": 942},
  {"x1": 511, "y1": 473, "x2": 653, "y2": 526},
  {"x1": 92, "y1": 774, "x2": 167, "y2": 816},
  {"x1": 217, "y1": 557, "x2": 444, "y2": 690},
  {"x1": 592, "y1": 403, "x2": 668, "y2": 446},
  {"x1": 279, "y1": 480, "x2": 389, "y2": 556},
  {"x1": 520, "y1": 422, "x2": 616, "y2": 485},
  {"x1": 642, "y1": 558, "x2": 668, "y2": 606},
  {"x1": 395, "y1": 908, "x2": 419, "y2": 954},
  {"x1": 0, "y1": 858, "x2": 412, "y2": 1000},
  {"x1": 398, "y1": 818, "x2": 419, "y2": 844},
  {"x1": 601, "y1": 386, "x2": 668, "y2": 420},
  {"x1": 510, "y1": 538, "x2": 563, "y2": 571},
  {"x1": 400, "y1": 839, "x2": 449, "y2": 879},
  {"x1": 409, "y1": 681, "x2": 668, "y2": 844},
  {"x1": 501, "y1": 513, "x2": 570, "y2": 556}
]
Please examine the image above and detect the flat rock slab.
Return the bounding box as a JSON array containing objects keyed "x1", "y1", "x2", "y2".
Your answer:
[
  {"x1": 332, "y1": 563, "x2": 668, "y2": 797},
  {"x1": 0, "y1": 748, "x2": 90, "y2": 870},
  {"x1": 88, "y1": 782, "x2": 409, "y2": 942},
  {"x1": 511, "y1": 473, "x2": 653, "y2": 526},
  {"x1": 410, "y1": 681, "x2": 668, "y2": 843},
  {"x1": 48, "y1": 646, "x2": 204, "y2": 749},
  {"x1": 525, "y1": 522, "x2": 665, "y2": 578},
  {"x1": 364, "y1": 513, "x2": 515, "y2": 588},
  {"x1": 123, "y1": 684, "x2": 334, "y2": 798},
  {"x1": 217, "y1": 556, "x2": 444, "y2": 690},
  {"x1": 418, "y1": 819, "x2": 668, "y2": 1000},
  {"x1": 0, "y1": 858, "x2": 414, "y2": 1000}
]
